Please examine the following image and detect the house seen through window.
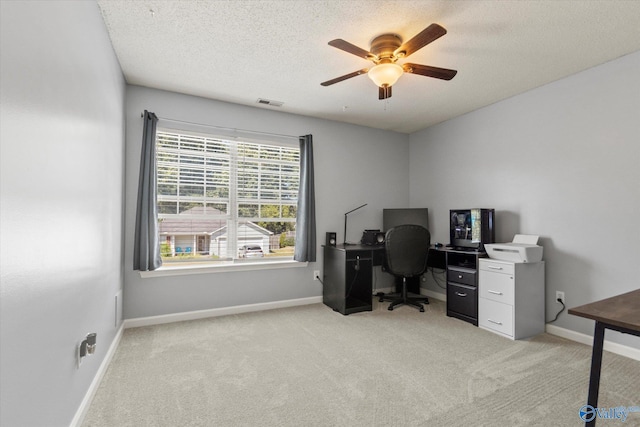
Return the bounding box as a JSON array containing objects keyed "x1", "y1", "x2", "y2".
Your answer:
[{"x1": 156, "y1": 129, "x2": 299, "y2": 266}]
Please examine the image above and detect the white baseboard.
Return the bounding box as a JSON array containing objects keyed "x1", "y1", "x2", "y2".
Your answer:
[
  {"x1": 545, "y1": 324, "x2": 640, "y2": 361},
  {"x1": 70, "y1": 324, "x2": 124, "y2": 427},
  {"x1": 123, "y1": 296, "x2": 323, "y2": 329}
]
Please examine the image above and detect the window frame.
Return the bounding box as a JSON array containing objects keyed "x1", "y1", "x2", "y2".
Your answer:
[
  {"x1": 139, "y1": 258, "x2": 308, "y2": 278},
  {"x1": 148, "y1": 126, "x2": 302, "y2": 275}
]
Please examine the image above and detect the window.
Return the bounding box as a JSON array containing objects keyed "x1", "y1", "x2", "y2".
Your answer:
[{"x1": 156, "y1": 129, "x2": 299, "y2": 266}]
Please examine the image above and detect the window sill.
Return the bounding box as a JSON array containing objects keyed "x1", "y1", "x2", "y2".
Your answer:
[{"x1": 138, "y1": 259, "x2": 308, "y2": 278}]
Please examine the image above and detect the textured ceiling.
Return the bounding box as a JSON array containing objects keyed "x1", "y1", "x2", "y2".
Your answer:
[{"x1": 97, "y1": 0, "x2": 640, "y2": 134}]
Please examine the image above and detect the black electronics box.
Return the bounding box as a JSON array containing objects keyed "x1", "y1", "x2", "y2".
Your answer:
[{"x1": 361, "y1": 229, "x2": 385, "y2": 245}]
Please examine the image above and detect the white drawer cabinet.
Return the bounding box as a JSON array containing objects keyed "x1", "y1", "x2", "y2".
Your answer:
[{"x1": 478, "y1": 259, "x2": 545, "y2": 340}]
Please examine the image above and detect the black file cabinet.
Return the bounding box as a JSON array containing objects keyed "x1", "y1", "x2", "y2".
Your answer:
[
  {"x1": 445, "y1": 249, "x2": 484, "y2": 326},
  {"x1": 323, "y1": 245, "x2": 380, "y2": 315}
]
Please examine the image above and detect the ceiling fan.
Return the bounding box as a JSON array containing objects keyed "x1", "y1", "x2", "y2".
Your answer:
[{"x1": 321, "y1": 23, "x2": 457, "y2": 100}]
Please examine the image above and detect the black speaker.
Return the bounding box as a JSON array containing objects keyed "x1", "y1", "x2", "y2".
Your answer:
[{"x1": 326, "y1": 232, "x2": 337, "y2": 246}]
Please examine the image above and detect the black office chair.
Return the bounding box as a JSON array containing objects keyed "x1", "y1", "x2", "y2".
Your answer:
[{"x1": 383, "y1": 224, "x2": 431, "y2": 312}]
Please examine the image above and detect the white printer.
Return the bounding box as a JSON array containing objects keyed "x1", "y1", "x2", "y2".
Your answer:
[{"x1": 484, "y1": 234, "x2": 543, "y2": 263}]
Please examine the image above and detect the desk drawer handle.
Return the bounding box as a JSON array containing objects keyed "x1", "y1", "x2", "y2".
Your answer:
[
  {"x1": 488, "y1": 266, "x2": 503, "y2": 270},
  {"x1": 488, "y1": 319, "x2": 503, "y2": 325},
  {"x1": 458, "y1": 275, "x2": 463, "y2": 279},
  {"x1": 455, "y1": 292, "x2": 467, "y2": 297},
  {"x1": 488, "y1": 290, "x2": 503, "y2": 295}
]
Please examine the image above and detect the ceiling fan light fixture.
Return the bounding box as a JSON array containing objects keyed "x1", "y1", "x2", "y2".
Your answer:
[{"x1": 367, "y1": 63, "x2": 403, "y2": 88}]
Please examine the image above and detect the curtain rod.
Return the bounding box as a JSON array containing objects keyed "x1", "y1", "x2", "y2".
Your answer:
[{"x1": 141, "y1": 112, "x2": 300, "y2": 141}]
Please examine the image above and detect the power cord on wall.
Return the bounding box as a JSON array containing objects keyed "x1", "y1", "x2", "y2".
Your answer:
[
  {"x1": 345, "y1": 258, "x2": 361, "y2": 298},
  {"x1": 548, "y1": 297, "x2": 566, "y2": 323},
  {"x1": 314, "y1": 262, "x2": 359, "y2": 297},
  {"x1": 430, "y1": 267, "x2": 447, "y2": 289}
]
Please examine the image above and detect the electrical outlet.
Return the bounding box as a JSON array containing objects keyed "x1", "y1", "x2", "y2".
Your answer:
[
  {"x1": 313, "y1": 270, "x2": 320, "y2": 281},
  {"x1": 556, "y1": 291, "x2": 565, "y2": 304}
]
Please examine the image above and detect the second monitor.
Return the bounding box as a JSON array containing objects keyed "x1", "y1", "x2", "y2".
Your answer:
[{"x1": 383, "y1": 208, "x2": 429, "y2": 232}]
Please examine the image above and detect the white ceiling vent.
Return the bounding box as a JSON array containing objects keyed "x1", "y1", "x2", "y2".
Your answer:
[{"x1": 256, "y1": 98, "x2": 284, "y2": 107}]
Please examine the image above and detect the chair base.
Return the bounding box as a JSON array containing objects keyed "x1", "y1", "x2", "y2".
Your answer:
[
  {"x1": 377, "y1": 291, "x2": 429, "y2": 305},
  {"x1": 378, "y1": 278, "x2": 429, "y2": 312},
  {"x1": 389, "y1": 298, "x2": 425, "y2": 312}
]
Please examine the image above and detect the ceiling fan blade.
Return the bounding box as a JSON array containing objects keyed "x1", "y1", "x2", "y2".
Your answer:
[
  {"x1": 394, "y1": 23, "x2": 447, "y2": 58},
  {"x1": 328, "y1": 39, "x2": 375, "y2": 60},
  {"x1": 321, "y1": 69, "x2": 369, "y2": 86},
  {"x1": 402, "y1": 63, "x2": 457, "y2": 80}
]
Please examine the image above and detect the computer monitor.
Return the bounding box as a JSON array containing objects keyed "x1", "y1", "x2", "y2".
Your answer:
[{"x1": 383, "y1": 208, "x2": 429, "y2": 232}]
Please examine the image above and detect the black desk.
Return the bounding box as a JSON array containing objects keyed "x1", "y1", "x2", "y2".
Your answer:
[
  {"x1": 568, "y1": 290, "x2": 640, "y2": 426},
  {"x1": 322, "y1": 244, "x2": 445, "y2": 315},
  {"x1": 322, "y1": 244, "x2": 383, "y2": 315}
]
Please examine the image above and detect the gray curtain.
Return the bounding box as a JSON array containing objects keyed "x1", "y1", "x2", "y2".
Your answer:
[
  {"x1": 294, "y1": 134, "x2": 316, "y2": 262},
  {"x1": 133, "y1": 111, "x2": 162, "y2": 271}
]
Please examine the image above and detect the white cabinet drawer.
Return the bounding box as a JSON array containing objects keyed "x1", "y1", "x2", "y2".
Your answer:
[
  {"x1": 479, "y1": 298, "x2": 514, "y2": 338},
  {"x1": 479, "y1": 269, "x2": 514, "y2": 305},
  {"x1": 479, "y1": 259, "x2": 515, "y2": 275}
]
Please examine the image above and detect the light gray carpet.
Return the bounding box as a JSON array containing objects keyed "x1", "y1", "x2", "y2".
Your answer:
[{"x1": 82, "y1": 300, "x2": 640, "y2": 426}]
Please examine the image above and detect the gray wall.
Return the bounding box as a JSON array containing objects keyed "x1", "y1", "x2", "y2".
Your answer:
[
  {"x1": 2, "y1": 1, "x2": 637, "y2": 424},
  {"x1": 0, "y1": 1, "x2": 126, "y2": 426},
  {"x1": 123, "y1": 86, "x2": 407, "y2": 319},
  {"x1": 410, "y1": 50, "x2": 640, "y2": 349}
]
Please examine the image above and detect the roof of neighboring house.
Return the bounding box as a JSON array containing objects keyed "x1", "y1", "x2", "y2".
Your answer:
[
  {"x1": 159, "y1": 206, "x2": 226, "y2": 234},
  {"x1": 211, "y1": 221, "x2": 273, "y2": 239},
  {"x1": 159, "y1": 206, "x2": 273, "y2": 237},
  {"x1": 159, "y1": 218, "x2": 225, "y2": 234}
]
